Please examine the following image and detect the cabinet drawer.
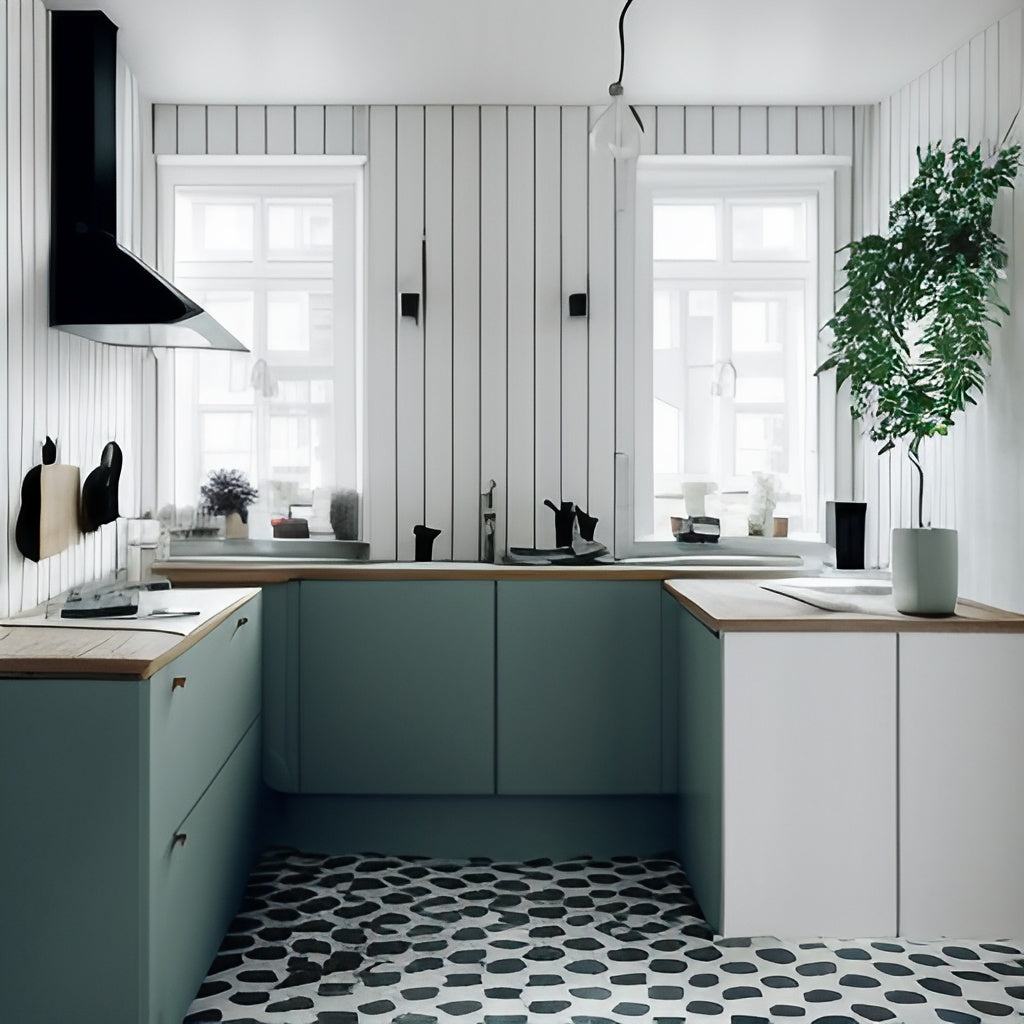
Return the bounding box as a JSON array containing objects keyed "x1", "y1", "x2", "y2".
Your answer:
[
  {"x1": 148, "y1": 719, "x2": 260, "y2": 1024},
  {"x1": 149, "y1": 595, "x2": 261, "y2": 838}
]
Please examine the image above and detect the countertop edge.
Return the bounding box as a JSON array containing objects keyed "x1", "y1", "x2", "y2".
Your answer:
[
  {"x1": 151, "y1": 561, "x2": 808, "y2": 584},
  {"x1": 662, "y1": 580, "x2": 1024, "y2": 632},
  {"x1": 0, "y1": 588, "x2": 261, "y2": 679}
]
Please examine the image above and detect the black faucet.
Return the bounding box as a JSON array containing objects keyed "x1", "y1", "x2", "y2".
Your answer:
[{"x1": 544, "y1": 499, "x2": 576, "y2": 548}]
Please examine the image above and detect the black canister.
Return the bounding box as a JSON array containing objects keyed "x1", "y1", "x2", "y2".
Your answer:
[{"x1": 825, "y1": 500, "x2": 867, "y2": 570}]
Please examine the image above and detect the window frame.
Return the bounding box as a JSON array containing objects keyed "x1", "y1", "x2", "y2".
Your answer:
[
  {"x1": 155, "y1": 155, "x2": 366, "y2": 529},
  {"x1": 616, "y1": 156, "x2": 850, "y2": 558}
]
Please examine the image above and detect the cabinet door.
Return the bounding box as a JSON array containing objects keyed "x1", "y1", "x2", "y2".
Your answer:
[
  {"x1": 299, "y1": 581, "x2": 495, "y2": 794},
  {"x1": 900, "y1": 633, "x2": 1024, "y2": 937},
  {"x1": 149, "y1": 721, "x2": 261, "y2": 1024},
  {"x1": 148, "y1": 594, "x2": 261, "y2": 839},
  {"x1": 497, "y1": 581, "x2": 662, "y2": 794},
  {"x1": 721, "y1": 631, "x2": 897, "y2": 937}
]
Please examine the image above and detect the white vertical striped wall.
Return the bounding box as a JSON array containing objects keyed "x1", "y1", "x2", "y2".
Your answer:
[
  {"x1": 0, "y1": 0, "x2": 147, "y2": 617},
  {"x1": 865, "y1": 9, "x2": 1024, "y2": 609},
  {"x1": 154, "y1": 101, "x2": 863, "y2": 560}
]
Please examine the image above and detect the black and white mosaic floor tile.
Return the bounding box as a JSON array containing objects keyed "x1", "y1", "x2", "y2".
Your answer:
[{"x1": 185, "y1": 849, "x2": 1024, "y2": 1024}]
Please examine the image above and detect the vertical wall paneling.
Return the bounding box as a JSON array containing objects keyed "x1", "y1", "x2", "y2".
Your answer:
[
  {"x1": 635, "y1": 106, "x2": 657, "y2": 157},
  {"x1": 969, "y1": 33, "x2": 986, "y2": 148},
  {"x1": 831, "y1": 105, "x2": 855, "y2": 502},
  {"x1": 295, "y1": 105, "x2": 325, "y2": 154},
  {"x1": 587, "y1": 107, "x2": 616, "y2": 548},
  {"x1": 326, "y1": 105, "x2": 354, "y2": 156},
  {"x1": 423, "y1": 105, "x2": 454, "y2": 559},
  {"x1": 768, "y1": 106, "x2": 797, "y2": 155},
  {"x1": 739, "y1": 106, "x2": 768, "y2": 156},
  {"x1": 176, "y1": 104, "x2": 206, "y2": 155},
  {"x1": 560, "y1": 107, "x2": 589, "y2": 513},
  {"x1": 7, "y1": 0, "x2": 26, "y2": 611},
  {"x1": 797, "y1": 106, "x2": 825, "y2": 155},
  {"x1": 985, "y1": 23, "x2": 1000, "y2": 146},
  {"x1": 236, "y1": 104, "x2": 267, "y2": 155},
  {"x1": 929, "y1": 64, "x2": 943, "y2": 144},
  {"x1": 205, "y1": 105, "x2": 236, "y2": 155},
  {"x1": 153, "y1": 102, "x2": 176, "y2": 155},
  {"x1": 266, "y1": 104, "x2": 296, "y2": 154},
  {"x1": 478, "y1": 106, "x2": 508, "y2": 560},
  {"x1": 533, "y1": 107, "x2": 562, "y2": 545},
  {"x1": 353, "y1": 105, "x2": 369, "y2": 156},
  {"x1": 955, "y1": 43, "x2": 971, "y2": 141},
  {"x1": 366, "y1": 106, "x2": 398, "y2": 559},
  {"x1": 505, "y1": 106, "x2": 535, "y2": 549},
  {"x1": 395, "y1": 106, "x2": 425, "y2": 560},
  {"x1": 941, "y1": 54, "x2": 957, "y2": 142},
  {"x1": 712, "y1": 106, "x2": 740, "y2": 155},
  {"x1": 655, "y1": 106, "x2": 684, "y2": 155},
  {"x1": 684, "y1": 105, "x2": 713, "y2": 155},
  {"x1": 451, "y1": 106, "x2": 481, "y2": 560}
]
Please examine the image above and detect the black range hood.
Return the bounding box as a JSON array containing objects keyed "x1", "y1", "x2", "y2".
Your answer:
[{"x1": 50, "y1": 11, "x2": 245, "y2": 350}]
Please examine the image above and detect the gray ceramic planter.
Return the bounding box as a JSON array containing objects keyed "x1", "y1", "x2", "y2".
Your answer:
[{"x1": 891, "y1": 527, "x2": 958, "y2": 616}]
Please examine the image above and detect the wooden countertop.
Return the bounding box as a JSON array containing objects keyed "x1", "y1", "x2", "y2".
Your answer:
[
  {"x1": 0, "y1": 588, "x2": 260, "y2": 679},
  {"x1": 664, "y1": 579, "x2": 1024, "y2": 633},
  {"x1": 151, "y1": 558, "x2": 808, "y2": 585}
]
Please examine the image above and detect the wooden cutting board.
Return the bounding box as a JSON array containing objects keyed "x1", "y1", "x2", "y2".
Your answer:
[{"x1": 38, "y1": 464, "x2": 80, "y2": 559}]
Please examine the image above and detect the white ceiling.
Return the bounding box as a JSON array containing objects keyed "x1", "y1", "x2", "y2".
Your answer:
[{"x1": 43, "y1": 0, "x2": 1024, "y2": 107}]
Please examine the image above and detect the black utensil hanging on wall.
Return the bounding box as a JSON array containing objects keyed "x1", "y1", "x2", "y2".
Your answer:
[{"x1": 80, "y1": 441, "x2": 122, "y2": 532}]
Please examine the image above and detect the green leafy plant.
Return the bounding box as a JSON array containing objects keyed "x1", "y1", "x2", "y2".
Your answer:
[
  {"x1": 199, "y1": 469, "x2": 258, "y2": 524},
  {"x1": 817, "y1": 137, "x2": 1021, "y2": 527}
]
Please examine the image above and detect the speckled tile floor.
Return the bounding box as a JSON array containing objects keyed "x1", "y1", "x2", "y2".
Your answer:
[{"x1": 184, "y1": 849, "x2": 1024, "y2": 1024}]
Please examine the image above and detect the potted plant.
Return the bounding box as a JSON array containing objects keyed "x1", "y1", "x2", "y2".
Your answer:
[
  {"x1": 199, "y1": 469, "x2": 258, "y2": 539},
  {"x1": 817, "y1": 137, "x2": 1020, "y2": 614}
]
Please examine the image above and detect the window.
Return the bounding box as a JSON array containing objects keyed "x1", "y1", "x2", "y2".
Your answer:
[
  {"x1": 622, "y1": 160, "x2": 840, "y2": 552},
  {"x1": 157, "y1": 159, "x2": 364, "y2": 537}
]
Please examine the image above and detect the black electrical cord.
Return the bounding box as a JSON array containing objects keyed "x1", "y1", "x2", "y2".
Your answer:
[
  {"x1": 609, "y1": 0, "x2": 645, "y2": 133},
  {"x1": 613, "y1": 0, "x2": 637, "y2": 91}
]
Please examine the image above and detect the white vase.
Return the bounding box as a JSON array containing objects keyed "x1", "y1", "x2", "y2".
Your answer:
[
  {"x1": 891, "y1": 527, "x2": 958, "y2": 616},
  {"x1": 224, "y1": 512, "x2": 248, "y2": 539}
]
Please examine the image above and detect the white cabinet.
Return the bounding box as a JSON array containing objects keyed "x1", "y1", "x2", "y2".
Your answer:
[
  {"x1": 676, "y1": 605, "x2": 897, "y2": 937},
  {"x1": 899, "y1": 633, "x2": 1024, "y2": 938}
]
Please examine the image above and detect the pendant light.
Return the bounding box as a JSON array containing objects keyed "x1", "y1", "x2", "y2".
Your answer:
[{"x1": 590, "y1": 0, "x2": 646, "y2": 160}]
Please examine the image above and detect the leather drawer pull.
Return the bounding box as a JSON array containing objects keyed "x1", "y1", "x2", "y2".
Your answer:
[
  {"x1": 171, "y1": 676, "x2": 187, "y2": 691},
  {"x1": 232, "y1": 616, "x2": 249, "y2": 638},
  {"x1": 172, "y1": 832, "x2": 187, "y2": 848}
]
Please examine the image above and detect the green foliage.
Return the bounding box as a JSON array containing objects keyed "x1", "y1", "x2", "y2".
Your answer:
[
  {"x1": 817, "y1": 138, "x2": 1020, "y2": 525},
  {"x1": 199, "y1": 468, "x2": 258, "y2": 523}
]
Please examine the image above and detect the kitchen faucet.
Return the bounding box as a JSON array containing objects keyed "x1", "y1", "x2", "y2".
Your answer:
[{"x1": 480, "y1": 479, "x2": 497, "y2": 562}]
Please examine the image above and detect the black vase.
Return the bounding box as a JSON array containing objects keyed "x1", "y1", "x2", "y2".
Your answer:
[{"x1": 826, "y1": 500, "x2": 867, "y2": 570}]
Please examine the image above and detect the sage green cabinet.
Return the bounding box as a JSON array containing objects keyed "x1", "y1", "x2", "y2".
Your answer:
[
  {"x1": 298, "y1": 580, "x2": 495, "y2": 794},
  {"x1": 496, "y1": 581, "x2": 664, "y2": 795},
  {"x1": 0, "y1": 592, "x2": 262, "y2": 1024}
]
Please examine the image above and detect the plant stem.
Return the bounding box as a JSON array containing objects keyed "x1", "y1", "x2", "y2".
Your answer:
[{"x1": 908, "y1": 448, "x2": 925, "y2": 529}]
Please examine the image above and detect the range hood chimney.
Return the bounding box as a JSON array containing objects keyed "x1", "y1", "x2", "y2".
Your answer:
[{"x1": 50, "y1": 11, "x2": 245, "y2": 350}]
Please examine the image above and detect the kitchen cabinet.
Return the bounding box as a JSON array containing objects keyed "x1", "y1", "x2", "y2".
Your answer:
[
  {"x1": 668, "y1": 578, "x2": 1024, "y2": 939},
  {"x1": 0, "y1": 589, "x2": 262, "y2": 1024},
  {"x1": 496, "y1": 580, "x2": 665, "y2": 795},
  {"x1": 899, "y1": 633, "x2": 1024, "y2": 937},
  {"x1": 298, "y1": 580, "x2": 495, "y2": 794},
  {"x1": 675, "y1": 608, "x2": 897, "y2": 937}
]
